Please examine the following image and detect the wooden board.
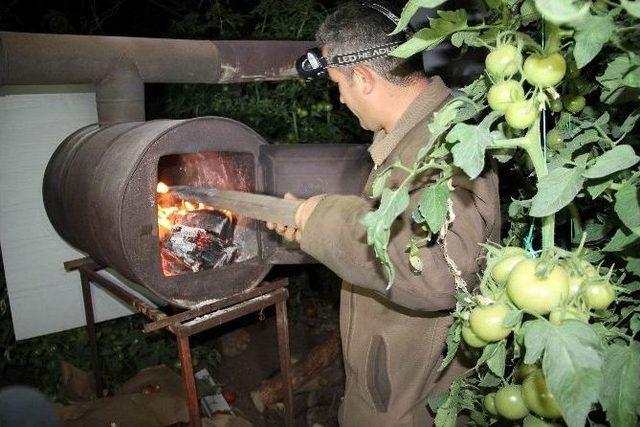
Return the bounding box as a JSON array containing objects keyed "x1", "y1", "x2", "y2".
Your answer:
[{"x1": 169, "y1": 186, "x2": 304, "y2": 226}]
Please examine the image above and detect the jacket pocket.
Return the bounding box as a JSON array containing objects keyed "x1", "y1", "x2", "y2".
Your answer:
[{"x1": 365, "y1": 335, "x2": 391, "y2": 413}]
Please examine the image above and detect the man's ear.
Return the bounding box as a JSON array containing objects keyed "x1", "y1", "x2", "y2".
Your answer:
[{"x1": 352, "y1": 65, "x2": 375, "y2": 95}]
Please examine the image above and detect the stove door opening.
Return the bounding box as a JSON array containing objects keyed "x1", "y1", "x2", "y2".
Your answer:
[{"x1": 157, "y1": 151, "x2": 258, "y2": 277}]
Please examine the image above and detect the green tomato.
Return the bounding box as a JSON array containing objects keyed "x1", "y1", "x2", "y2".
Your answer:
[
  {"x1": 486, "y1": 45, "x2": 522, "y2": 77},
  {"x1": 549, "y1": 98, "x2": 563, "y2": 113},
  {"x1": 584, "y1": 281, "x2": 615, "y2": 310},
  {"x1": 563, "y1": 95, "x2": 586, "y2": 113},
  {"x1": 515, "y1": 363, "x2": 540, "y2": 383},
  {"x1": 548, "y1": 307, "x2": 589, "y2": 325},
  {"x1": 484, "y1": 392, "x2": 498, "y2": 416},
  {"x1": 507, "y1": 259, "x2": 570, "y2": 315},
  {"x1": 568, "y1": 275, "x2": 584, "y2": 298},
  {"x1": 492, "y1": 254, "x2": 528, "y2": 285},
  {"x1": 505, "y1": 100, "x2": 539, "y2": 129},
  {"x1": 469, "y1": 303, "x2": 512, "y2": 342},
  {"x1": 462, "y1": 324, "x2": 488, "y2": 348},
  {"x1": 523, "y1": 371, "x2": 563, "y2": 419},
  {"x1": 495, "y1": 385, "x2": 530, "y2": 420},
  {"x1": 546, "y1": 128, "x2": 565, "y2": 150},
  {"x1": 488, "y1": 80, "x2": 525, "y2": 113},
  {"x1": 523, "y1": 53, "x2": 567, "y2": 87}
]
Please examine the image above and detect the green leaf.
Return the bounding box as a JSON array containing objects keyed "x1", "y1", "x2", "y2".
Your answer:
[
  {"x1": 371, "y1": 166, "x2": 394, "y2": 198},
  {"x1": 419, "y1": 182, "x2": 451, "y2": 233},
  {"x1": 603, "y1": 227, "x2": 640, "y2": 251},
  {"x1": 361, "y1": 186, "x2": 411, "y2": 285},
  {"x1": 522, "y1": 319, "x2": 547, "y2": 364},
  {"x1": 450, "y1": 31, "x2": 483, "y2": 48},
  {"x1": 534, "y1": 0, "x2": 590, "y2": 25},
  {"x1": 622, "y1": 67, "x2": 640, "y2": 88},
  {"x1": 600, "y1": 342, "x2": 640, "y2": 427},
  {"x1": 621, "y1": 0, "x2": 640, "y2": 18},
  {"x1": 486, "y1": 340, "x2": 507, "y2": 378},
  {"x1": 439, "y1": 321, "x2": 461, "y2": 371},
  {"x1": 597, "y1": 54, "x2": 640, "y2": 103},
  {"x1": 583, "y1": 145, "x2": 640, "y2": 179},
  {"x1": 540, "y1": 321, "x2": 603, "y2": 427},
  {"x1": 615, "y1": 183, "x2": 640, "y2": 233},
  {"x1": 425, "y1": 98, "x2": 476, "y2": 155},
  {"x1": 530, "y1": 167, "x2": 585, "y2": 217},
  {"x1": 573, "y1": 14, "x2": 615, "y2": 68},
  {"x1": 586, "y1": 178, "x2": 612, "y2": 199},
  {"x1": 625, "y1": 257, "x2": 640, "y2": 276},
  {"x1": 446, "y1": 122, "x2": 492, "y2": 179},
  {"x1": 390, "y1": 0, "x2": 449, "y2": 36},
  {"x1": 407, "y1": 239, "x2": 423, "y2": 272},
  {"x1": 390, "y1": 10, "x2": 467, "y2": 58},
  {"x1": 615, "y1": 111, "x2": 640, "y2": 137},
  {"x1": 434, "y1": 378, "x2": 467, "y2": 427}
]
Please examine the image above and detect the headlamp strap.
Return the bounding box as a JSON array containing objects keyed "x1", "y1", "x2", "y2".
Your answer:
[{"x1": 326, "y1": 41, "x2": 403, "y2": 68}]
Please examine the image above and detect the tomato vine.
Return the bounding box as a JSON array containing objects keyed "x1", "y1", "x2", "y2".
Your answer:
[{"x1": 362, "y1": 1, "x2": 640, "y2": 426}]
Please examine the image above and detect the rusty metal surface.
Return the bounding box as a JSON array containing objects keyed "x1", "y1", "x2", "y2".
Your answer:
[
  {"x1": 80, "y1": 272, "x2": 104, "y2": 397},
  {"x1": 275, "y1": 296, "x2": 294, "y2": 427},
  {"x1": 44, "y1": 117, "x2": 272, "y2": 307},
  {"x1": 0, "y1": 32, "x2": 314, "y2": 123},
  {"x1": 0, "y1": 32, "x2": 314, "y2": 85},
  {"x1": 143, "y1": 278, "x2": 288, "y2": 333},
  {"x1": 177, "y1": 288, "x2": 288, "y2": 337},
  {"x1": 177, "y1": 335, "x2": 201, "y2": 427}
]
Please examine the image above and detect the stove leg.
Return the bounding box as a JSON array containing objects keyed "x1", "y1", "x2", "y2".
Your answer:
[
  {"x1": 275, "y1": 298, "x2": 294, "y2": 427},
  {"x1": 80, "y1": 272, "x2": 103, "y2": 397},
  {"x1": 177, "y1": 335, "x2": 201, "y2": 427}
]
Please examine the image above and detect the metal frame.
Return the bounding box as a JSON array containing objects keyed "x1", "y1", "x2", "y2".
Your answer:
[{"x1": 64, "y1": 257, "x2": 294, "y2": 427}]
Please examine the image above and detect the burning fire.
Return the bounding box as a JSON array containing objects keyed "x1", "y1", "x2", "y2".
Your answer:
[{"x1": 156, "y1": 181, "x2": 233, "y2": 241}]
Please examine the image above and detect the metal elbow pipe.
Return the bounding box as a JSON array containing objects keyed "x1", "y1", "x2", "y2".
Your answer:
[{"x1": 0, "y1": 31, "x2": 314, "y2": 123}]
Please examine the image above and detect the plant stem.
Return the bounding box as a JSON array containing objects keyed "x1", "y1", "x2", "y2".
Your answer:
[
  {"x1": 568, "y1": 202, "x2": 584, "y2": 244},
  {"x1": 521, "y1": 121, "x2": 555, "y2": 249},
  {"x1": 544, "y1": 23, "x2": 561, "y2": 54}
]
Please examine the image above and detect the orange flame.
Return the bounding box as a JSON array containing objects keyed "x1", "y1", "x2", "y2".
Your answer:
[{"x1": 156, "y1": 181, "x2": 234, "y2": 241}]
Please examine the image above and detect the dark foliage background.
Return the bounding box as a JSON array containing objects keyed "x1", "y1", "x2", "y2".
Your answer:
[{"x1": 0, "y1": 0, "x2": 371, "y2": 400}]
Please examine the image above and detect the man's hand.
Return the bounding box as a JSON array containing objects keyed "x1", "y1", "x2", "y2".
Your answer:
[{"x1": 266, "y1": 193, "x2": 324, "y2": 242}]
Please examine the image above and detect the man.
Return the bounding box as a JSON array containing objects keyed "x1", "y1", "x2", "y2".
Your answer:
[{"x1": 269, "y1": 2, "x2": 501, "y2": 426}]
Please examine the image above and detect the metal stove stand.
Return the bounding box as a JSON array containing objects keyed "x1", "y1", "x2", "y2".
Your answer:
[{"x1": 64, "y1": 257, "x2": 294, "y2": 427}]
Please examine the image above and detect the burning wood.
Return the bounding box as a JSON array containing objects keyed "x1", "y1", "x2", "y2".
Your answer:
[{"x1": 157, "y1": 182, "x2": 239, "y2": 276}]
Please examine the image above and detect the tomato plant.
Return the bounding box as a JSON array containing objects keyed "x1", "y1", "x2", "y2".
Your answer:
[
  {"x1": 522, "y1": 371, "x2": 563, "y2": 419},
  {"x1": 505, "y1": 100, "x2": 539, "y2": 129},
  {"x1": 523, "y1": 53, "x2": 567, "y2": 88},
  {"x1": 365, "y1": 1, "x2": 640, "y2": 426},
  {"x1": 507, "y1": 259, "x2": 570, "y2": 315},
  {"x1": 488, "y1": 80, "x2": 526, "y2": 113},
  {"x1": 469, "y1": 303, "x2": 513, "y2": 342},
  {"x1": 495, "y1": 385, "x2": 530, "y2": 420},
  {"x1": 486, "y1": 44, "x2": 523, "y2": 78},
  {"x1": 462, "y1": 324, "x2": 489, "y2": 348},
  {"x1": 483, "y1": 392, "x2": 498, "y2": 416},
  {"x1": 583, "y1": 281, "x2": 616, "y2": 310}
]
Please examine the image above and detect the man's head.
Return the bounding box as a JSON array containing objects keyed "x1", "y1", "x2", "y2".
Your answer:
[{"x1": 315, "y1": 2, "x2": 427, "y2": 132}]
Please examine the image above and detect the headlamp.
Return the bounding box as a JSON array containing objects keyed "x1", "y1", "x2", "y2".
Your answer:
[
  {"x1": 295, "y1": 41, "x2": 403, "y2": 81},
  {"x1": 295, "y1": 2, "x2": 409, "y2": 81}
]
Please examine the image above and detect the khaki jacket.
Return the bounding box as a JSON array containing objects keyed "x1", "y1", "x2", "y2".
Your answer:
[{"x1": 300, "y1": 77, "x2": 501, "y2": 426}]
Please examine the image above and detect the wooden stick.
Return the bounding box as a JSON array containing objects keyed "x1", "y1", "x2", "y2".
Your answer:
[
  {"x1": 250, "y1": 332, "x2": 341, "y2": 412},
  {"x1": 168, "y1": 186, "x2": 304, "y2": 226}
]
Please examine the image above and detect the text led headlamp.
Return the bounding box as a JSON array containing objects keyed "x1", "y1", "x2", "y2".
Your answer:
[
  {"x1": 296, "y1": 2, "x2": 407, "y2": 81},
  {"x1": 296, "y1": 41, "x2": 403, "y2": 80}
]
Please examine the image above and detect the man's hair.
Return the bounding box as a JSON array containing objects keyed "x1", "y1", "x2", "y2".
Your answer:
[{"x1": 315, "y1": 1, "x2": 425, "y2": 86}]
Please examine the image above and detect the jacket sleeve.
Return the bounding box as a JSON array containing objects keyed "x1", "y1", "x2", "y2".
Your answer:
[{"x1": 299, "y1": 183, "x2": 492, "y2": 312}]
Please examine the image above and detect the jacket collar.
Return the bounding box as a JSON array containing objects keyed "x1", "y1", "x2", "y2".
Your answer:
[{"x1": 368, "y1": 76, "x2": 451, "y2": 167}]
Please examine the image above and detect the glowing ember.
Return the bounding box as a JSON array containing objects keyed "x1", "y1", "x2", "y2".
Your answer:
[{"x1": 157, "y1": 182, "x2": 237, "y2": 276}]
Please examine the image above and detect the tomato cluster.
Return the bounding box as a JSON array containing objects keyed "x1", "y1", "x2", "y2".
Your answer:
[
  {"x1": 459, "y1": 245, "x2": 618, "y2": 422},
  {"x1": 484, "y1": 42, "x2": 575, "y2": 130}
]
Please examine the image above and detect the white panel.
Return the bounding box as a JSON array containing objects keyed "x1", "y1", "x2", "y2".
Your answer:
[{"x1": 0, "y1": 85, "x2": 159, "y2": 340}]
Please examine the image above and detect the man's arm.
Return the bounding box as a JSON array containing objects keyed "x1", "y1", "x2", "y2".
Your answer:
[{"x1": 298, "y1": 178, "x2": 497, "y2": 312}]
